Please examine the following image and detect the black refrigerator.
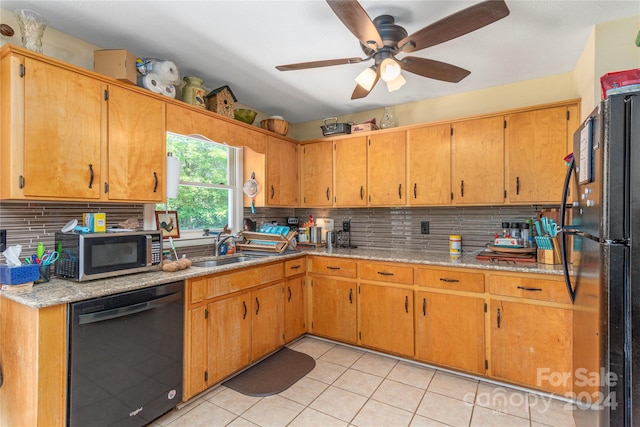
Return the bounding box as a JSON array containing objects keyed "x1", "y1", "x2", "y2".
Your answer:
[{"x1": 560, "y1": 89, "x2": 639, "y2": 427}]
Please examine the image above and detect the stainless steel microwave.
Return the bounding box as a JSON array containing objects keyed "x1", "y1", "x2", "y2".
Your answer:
[{"x1": 54, "y1": 231, "x2": 162, "y2": 281}]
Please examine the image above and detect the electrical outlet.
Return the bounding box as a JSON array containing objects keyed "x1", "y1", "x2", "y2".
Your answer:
[
  {"x1": 420, "y1": 221, "x2": 429, "y2": 234},
  {"x1": 0, "y1": 229, "x2": 6, "y2": 252},
  {"x1": 342, "y1": 221, "x2": 350, "y2": 232}
]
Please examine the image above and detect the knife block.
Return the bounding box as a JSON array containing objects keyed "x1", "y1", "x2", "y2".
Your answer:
[{"x1": 536, "y1": 237, "x2": 561, "y2": 264}]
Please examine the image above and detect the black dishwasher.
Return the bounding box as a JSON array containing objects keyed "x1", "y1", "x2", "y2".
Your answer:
[{"x1": 68, "y1": 281, "x2": 184, "y2": 427}]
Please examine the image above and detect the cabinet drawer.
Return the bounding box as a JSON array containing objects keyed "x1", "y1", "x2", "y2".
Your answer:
[
  {"x1": 489, "y1": 274, "x2": 569, "y2": 304},
  {"x1": 415, "y1": 267, "x2": 484, "y2": 293},
  {"x1": 308, "y1": 257, "x2": 357, "y2": 278},
  {"x1": 284, "y1": 258, "x2": 306, "y2": 277},
  {"x1": 359, "y1": 262, "x2": 413, "y2": 285},
  {"x1": 208, "y1": 263, "x2": 283, "y2": 298},
  {"x1": 189, "y1": 277, "x2": 208, "y2": 304}
]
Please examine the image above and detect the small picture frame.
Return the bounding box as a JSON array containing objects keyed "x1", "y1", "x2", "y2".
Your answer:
[{"x1": 155, "y1": 211, "x2": 180, "y2": 239}]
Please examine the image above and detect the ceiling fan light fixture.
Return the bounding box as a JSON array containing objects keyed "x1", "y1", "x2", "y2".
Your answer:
[
  {"x1": 355, "y1": 66, "x2": 377, "y2": 91},
  {"x1": 386, "y1": 73, "x2": 406, "y2": 92},
  {"x1": 380, "y1": 57, "x2": 401, "y2": 82}
]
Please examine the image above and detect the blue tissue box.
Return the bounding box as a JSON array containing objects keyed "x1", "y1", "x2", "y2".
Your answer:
[{"x1": 0, "y1": 264, "x2": 40, "y2": 285}]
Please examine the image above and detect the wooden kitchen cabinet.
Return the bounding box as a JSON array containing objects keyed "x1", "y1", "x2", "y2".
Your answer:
[
  {"x1": 0, "y1": 46, "x2": 166, "y2": 203},
  {"x1": 106, "y1": 84, "x2": 166, "y2": 202},
  {"x1": 505, "y1": 105, "x2": 575, "y2": 204},
  {"x1": 1, "y1": 54, "x2": 104, "y2": 200},
  {"x1": 300, "y1": 141, "x2": 333, "y2": 206},
  {"x1": 415, "y1": 291, "x2": 486, "y2": 374},
  {"x1": 334, "y1": 136, "x2": 367, "y2": 206},
  {"x1": 266, "y1": 136, "x2": 298, "y2": 206},
  {"x1": 490, "y1": 299, "x2": 572, "y2": 394},
  {"x1": 251, "y1": 282, "x2": 285, "y2": 360},
  {"x1": 451, "y1": 116, "x2": 504, "y2": 204},
  {"x1": 367, "y1": 130, "x2": 406, "y2": 206},
  {"x1": 284, "y1": 258, "x2": 307, "y2": 342},
  {"x1": 358, "y1": 282, "x2": 414, "y2": 357},
  {"x1": 407, "y1": 123, "x2": 452, "y2": 205},
  {"x1": 310, "y1": 276, "x2": 357, "y2": 344}
]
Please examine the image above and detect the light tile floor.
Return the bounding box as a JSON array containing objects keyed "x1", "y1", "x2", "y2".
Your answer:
[{"x1": 153, "y1": 336, "x2": 577, "y2": 427}]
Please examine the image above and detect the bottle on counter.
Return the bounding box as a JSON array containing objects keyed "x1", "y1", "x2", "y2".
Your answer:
[
  {"x1": 501, "y1": 222, "x2": 510, "y2": 237},
  {"x1": 521, "y1": 222, "x2": 530, "y2": 247},
  {"x1": 510, "y1": 222, "x2": 521, "y2": 240}
]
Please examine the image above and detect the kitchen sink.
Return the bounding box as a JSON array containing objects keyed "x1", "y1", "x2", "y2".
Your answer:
[{"x1": 191, "y1": 256, "x2": 256, "y2": 268}]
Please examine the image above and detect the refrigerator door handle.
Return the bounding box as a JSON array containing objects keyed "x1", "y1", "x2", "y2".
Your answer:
[{"x1": 560, "y1": 157, "x2": 577, "y2": 304}]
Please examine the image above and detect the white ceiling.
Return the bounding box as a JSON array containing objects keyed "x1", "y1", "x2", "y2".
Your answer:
[{"x1": 2, "y1": 1, "x2": 638, "y2": 123}]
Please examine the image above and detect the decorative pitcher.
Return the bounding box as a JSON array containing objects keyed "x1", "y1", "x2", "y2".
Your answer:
[{"x1": 181, "y1": 76, "x2": 206, "y2": 109}]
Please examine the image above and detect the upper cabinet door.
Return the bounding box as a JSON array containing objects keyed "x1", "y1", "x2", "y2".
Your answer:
[
  {"x1": 334, "y1": 136, "x2": 367, "y2": 207},
  {"x1": 107, "y1": 85, "x2": 166, "y2": 202},
  {"x1": 368, "y1": 130, "x2": 406, "y2": 206},
  {"x1": 266, "y1": 136, "x2": 298, "y2": 206},
  {"x1": 300, "y1": 141, "x2": 333, "y2": 207},
  {"x1": 505, "y1": 106, "x2": 572, "y2": 204},
  {"x1": 407, "y1": 124, "x2": 452, "y2": 206},
  {"x1": 23, "y1": 58, "x2": 103, "y2": 199},
  {"x1": 452, "y1": 116, "x2": 504, "y2": 205}
]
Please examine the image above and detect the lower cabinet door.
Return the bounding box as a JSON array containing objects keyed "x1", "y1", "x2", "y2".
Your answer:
[
  {"x1": 415, "y1": 291, "x2": 486, "y2": 374},
  {"x1": 284, "y1": 276, "x2": 306, "y2": 342},
  {"x1": 186, "y1": 306, "x2": 208, "y2": 399},
  {"x1": 310, "y1": 276, "x2": 357, "y2": 343},
  {"x1": 359, "y1": 283, "x2": 414, "y2": 357},
  {"x1": 251, "y1": 283, "x2": 285, "y2": 360},
  {"x1": 208, "y1": 293, "x2": 252, "y2": 383},
  {"x1": 490, "y1": 299, "x2": 572, "y2": 394}
]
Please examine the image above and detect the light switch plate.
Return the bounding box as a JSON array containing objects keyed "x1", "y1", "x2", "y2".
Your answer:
[{"x1": 421, "y1": 221, "x2": 429, "y2": 234}]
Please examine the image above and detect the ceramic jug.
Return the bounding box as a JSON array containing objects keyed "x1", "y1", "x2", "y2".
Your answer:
[{"x1": 182, "y1": 76, "x2": 206, "y2": 109}]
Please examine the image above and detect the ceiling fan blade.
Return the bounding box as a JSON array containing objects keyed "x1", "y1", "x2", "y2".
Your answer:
[
  {"x1": 398, "y1": 0, "x2": 510, "y2": 52},
  {"x1": 351, "y1": 69, "x2": 380, "y2": 100},
  {"x1": 276, "y1": 57, "x2": 364, "y2": 71},
  {"x1": 327, "y1": 0, "x2": 383, "y2": 50},
  {"x1": 400, "y1": 57, "x2": 470, "y2": 83}
]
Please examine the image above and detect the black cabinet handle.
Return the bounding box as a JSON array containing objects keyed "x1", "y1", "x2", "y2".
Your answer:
[
  {"x1": 288, "y1": 286, "x2": 292, "y2": 302},
  {"x1": 360, "y1": 186, "x2": 364, "y2": 200},
  {"x1": 349, "y1": 288, "x2": 353, "y2": 304},
  {"x1": 271, "y1": 185, "x2": 275, "y2": 199},
  {"x1": 461, "y1": 180, "x2": 464, "y2": 197},
  {"x1": 422, "y1": 298, "x2": 426, "y2": 316},
  {"x1": 516, "y1": 176, "x2": 520, "y2": 195},
  {"x1": 88, "y1": 164, "x2": 94, "y2": 188},
  {"x1": 255, "y1": 297, "x2": 260, "y2": 315},
  {"x1": 243, "y1": 301, "x2": 247, "y2": 319},
  {"x1": 326, "y1": 187, "x2": 330, "y2": 201},
  {"x1": 19, "y1": 175, "x2": 25, "y2": 189},
  {"x1": 326, "y1": 266, "x2": 340, "y2": 270},
  {"x1": 153, "y1": 172, "x2": 158, "y2": 193},
  {"x1": 414, "y1": 183, "x2": 417, "y2": 199},
  {"x1": 398, "y1": 183, "x2": 402, "y2": 199},
  {"x1": 290, "y1": 264, "x2": 301, "y2": 270},
  {"x1": 517, "y1": 286, "x2": 542, "y2": 292},
  {"x1": 439, "y1": 278, "x2": 460, "y2": 283},
  {"x1": 104, "y1": 182, "x2": 109, "y2": 193},
  {"x1": 404, "y1": 295, "x2": 409, "y2": 313},
  {"x1": 377, "y1": 271, "x2": 394, "y2": 276},
  {"x1": 497, "y1": 308, "x2": 501, "y2": 328}
]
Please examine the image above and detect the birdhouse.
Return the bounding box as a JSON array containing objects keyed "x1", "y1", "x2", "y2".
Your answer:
[{"x1": 205, "y1": 85, "x2": 237, "y2": 118}]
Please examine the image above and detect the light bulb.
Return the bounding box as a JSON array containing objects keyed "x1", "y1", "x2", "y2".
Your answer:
[
  {"x1": 380, "y1": 57, "x2": 401, "y2": 82},
  {"x1": 386, "y1": 73, "x2": 406, "y2": 92},
  {"x1": 355, "y1": 67, "x2": 377, "y2": 91}
]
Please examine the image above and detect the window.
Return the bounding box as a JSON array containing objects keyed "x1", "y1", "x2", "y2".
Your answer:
[{"x1": 156, "y1": 133, "x2": 243, "y2": 237}]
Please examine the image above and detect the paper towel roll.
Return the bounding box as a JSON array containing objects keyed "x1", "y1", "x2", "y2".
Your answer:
[
  {"x1": 155, "y1": 60, "x2": 180, "y2": 84},
  {"x1": 141, "y1": 73, "x2": 162, "y2": 94},
  {"x1": 159, "y1": 83, "x2": 176, "y2": 99},
  {"x1": 166, "y1": 153, "x2": 181, "y2": 199}
]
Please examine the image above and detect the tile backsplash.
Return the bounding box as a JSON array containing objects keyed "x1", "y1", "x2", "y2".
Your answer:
[{"x1": 0, "y1": 201, "x2": 543, "y2": 261}]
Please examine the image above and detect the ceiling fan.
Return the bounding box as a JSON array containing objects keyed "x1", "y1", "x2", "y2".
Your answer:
[{"x1": 276, "y1": 0, "x2": 510, "y2": 99}]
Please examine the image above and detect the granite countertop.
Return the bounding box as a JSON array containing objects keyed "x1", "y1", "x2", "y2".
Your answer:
[{"x1": 1, "y1": 247, "x2": 566, "y2": 309}]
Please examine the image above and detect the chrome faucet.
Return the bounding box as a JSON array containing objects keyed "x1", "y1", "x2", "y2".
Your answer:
[{"x1": 214, "y1": 233, "x2": 234, "y2": 256}]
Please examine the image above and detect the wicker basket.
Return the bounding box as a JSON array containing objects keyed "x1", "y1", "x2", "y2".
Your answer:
[{"x1": 260, "y1": 118, "x2": 289, "y2": 136}]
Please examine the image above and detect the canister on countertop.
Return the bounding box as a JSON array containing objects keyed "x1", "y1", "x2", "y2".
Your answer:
[
  {"x1": 449, "y1": 235, "x2": 461, "y2": 255},
  {"x1": 521, "y1": 222, "x2": 531, "y2": 247},
  {"x1": 501, "y1": 222, "x2": 510, "y2": 237},
  {"x1": 510, "y1": 222, "x2": 521, "y2": 239}
]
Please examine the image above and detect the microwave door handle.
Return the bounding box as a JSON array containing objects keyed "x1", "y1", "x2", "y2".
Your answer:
[
  {"x1": 78, "y1": 292, "x2": 182, "y2": 325},
  {"x1": 146, "y1": 234, "x2": 153, "y2": 266}
]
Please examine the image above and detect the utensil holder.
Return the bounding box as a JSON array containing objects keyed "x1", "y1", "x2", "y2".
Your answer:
[{"x1": 536, "y1": 236, "x2": 561, "y2": 264}]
